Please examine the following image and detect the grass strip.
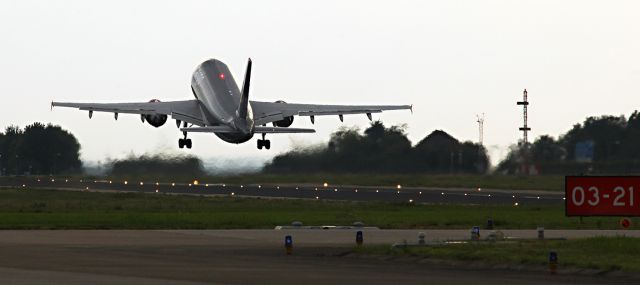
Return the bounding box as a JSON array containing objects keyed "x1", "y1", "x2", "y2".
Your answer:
[
  {"x1": 0, "y1": 188, "x2": 634, "y2": 229},
  {"x1": 354, "y1": 237, "x2": 640, "y2": 272}
]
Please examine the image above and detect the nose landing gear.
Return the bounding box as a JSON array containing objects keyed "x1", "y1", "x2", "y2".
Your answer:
[{"x1": 257, "y1": 133, "x2": 270, "y2": 150}]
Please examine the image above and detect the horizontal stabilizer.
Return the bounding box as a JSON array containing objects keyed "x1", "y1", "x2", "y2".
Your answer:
[
  {"x1": 254, "y1": 126, "x2": 315, "y2": 134},
  {"x1": 180, "y1": 126, "x2": 236, "y2": 133},
  {"x1": 180, "y1": 126, "x2": 315, "y2": 134}
]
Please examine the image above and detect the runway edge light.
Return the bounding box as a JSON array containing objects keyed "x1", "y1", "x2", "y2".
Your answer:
[
  {"x1": 549, "y1": 251, "x2": 558, "y2": 274},
  {"x1": 470, "y1": 226, "x2": 480, "y2": 241},
  {"x1": 285, "y1": 235, "x2": 293, "y2": 255},
  {"x1": 356, "y1": 231, "x2": 363, "y2": 246}
]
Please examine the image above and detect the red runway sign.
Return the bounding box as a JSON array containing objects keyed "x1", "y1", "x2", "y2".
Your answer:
[{"x1": 566, "y1": 176, "x2": 640, "y2": 216}]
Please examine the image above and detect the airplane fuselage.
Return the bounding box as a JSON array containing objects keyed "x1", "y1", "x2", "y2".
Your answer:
[{"x1": 190, "y1": 59, "x2": 254, "y2": 143}]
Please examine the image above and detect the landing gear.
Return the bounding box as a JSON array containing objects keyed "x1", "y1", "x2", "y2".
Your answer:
[
  {"x1": 178, "y1": 131, "x2": 192, "y2": 149},
  {"x1": 179, "y1": 139, "x2": 192, "y2": 149},
  {"x1": 257, "y1": 133, "x2": 270, "y2": 150},
  {"x1": 257, "y1": 140, "x2": 271, "y2": 150}
]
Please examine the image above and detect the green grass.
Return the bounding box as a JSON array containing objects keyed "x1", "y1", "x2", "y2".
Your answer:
[
  {"x1": 354, "y1": 237, "x2": 640, "y2": 272},
  {"x1": 0, "y1": 187, "x2": 634, "y2": 229}
]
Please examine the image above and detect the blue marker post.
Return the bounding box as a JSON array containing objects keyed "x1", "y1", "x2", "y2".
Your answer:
[
  {"x1": 285, "y1": 235, "x2": 293, "y2": 255},
  {"x1": 356, "y1": 231, "x2": 363, "y2": 246},
  {"x1": 471, "y1": 226, "x2": 480, "y2": 241},
  {"x1": 549, "y1": 251, "x2": 558, "y2": 274}
]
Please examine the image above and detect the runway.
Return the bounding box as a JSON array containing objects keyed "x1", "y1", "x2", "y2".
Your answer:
[
  {"x1": 0, "y1": 229, "x2": 637, "y2": 285},
  {"x1": 5, "y1": 177, "x2": 565, "y2": 206}
]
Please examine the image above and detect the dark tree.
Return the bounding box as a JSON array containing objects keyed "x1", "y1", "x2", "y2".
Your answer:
[
  {"x1": 0, "y1": 126, "x2": 23, "y2": 175},
  {"x1": 531, "y1": 135, "x2": 566, "y2": 163},
  {"x1": 108, "y1": 154, "x2": 206, "y2": 177},
  {"x1": 560, "y1": 115, "x2": 626, "y2": 162},
  {"x1": 497, "y1": 111, "x2": 640, "y2": 174},
  {"x1": 413, "y1": 130, "x2": 460, "y2": 173},
  {"x1": 496, "y1": 136, "x2": 566, "y2": 175},
  {"x1": 0, "y1": 123, "x2": 81, "y2": 175},
  {"x1": 264, "y1": 122, "x2": 487, "y2": 174},
  {"x1": 621, "y1": 111, "x2": 640, "y2": 160},
  {"x1": 413, "y1": 130, "x2": 489, "y2": 173}
]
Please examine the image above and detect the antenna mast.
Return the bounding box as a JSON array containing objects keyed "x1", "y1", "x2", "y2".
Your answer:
[
  {"x1": 476, "y1": 113, "x2": 485, "y2": 145},
  {"x1": 517, "y1": 89, "x2": 531, "y2": 145},
  {"x1": 516, "y1": 89, "x2": 532, "y2": 175}
]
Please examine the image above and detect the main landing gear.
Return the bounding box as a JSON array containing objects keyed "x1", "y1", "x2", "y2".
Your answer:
[
  {"x1": 178, "y1": 131, "x2": 192, "y2": 149},
  {"x1": 257, "y1": 133, "x2": 270, "y2": 150}
]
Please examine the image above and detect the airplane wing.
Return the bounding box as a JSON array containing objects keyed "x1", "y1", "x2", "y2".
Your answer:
[
  {"x1": 250, "y1": 101, "x2": 412, "y2": 125},
  {"x1": 51, "y1": 100, "x2": 207, "y2": 126},
  {"x1": 180, "y1": 126, "x2": 315, "y2": 134}
]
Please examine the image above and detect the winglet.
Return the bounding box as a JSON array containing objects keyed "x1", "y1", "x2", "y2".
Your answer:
[
  {"x1": 50, "y1": 101, "x2": 53, "y2": 111},
  {"x1": 410, "y1": 104, "x2": 413, "y2": 114},
  {"x1": 237, "y1": 58, "x2": 252, "y2": 119}
]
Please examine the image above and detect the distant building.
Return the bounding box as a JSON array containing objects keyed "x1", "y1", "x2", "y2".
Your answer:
[{"x1": 414, "y1": 130, "x2": 488, "y2": 174}]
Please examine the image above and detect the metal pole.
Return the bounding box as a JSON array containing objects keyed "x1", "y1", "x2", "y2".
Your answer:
[
  {"x1": 517, "y1": 89, "x2": 532, "y2": 174},
  {"x1": 476, "y1": 113, "x2": 484, "y2": 145}
]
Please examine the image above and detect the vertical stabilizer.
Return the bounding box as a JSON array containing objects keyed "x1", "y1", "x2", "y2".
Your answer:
[{"x1": 237, "y1": 58, "x2": 252, "y2": 119}]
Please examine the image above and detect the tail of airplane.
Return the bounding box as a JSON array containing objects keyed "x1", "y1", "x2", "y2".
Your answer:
[{"x1": 237, "y1": 58, "x2": 252, "y2": 119}]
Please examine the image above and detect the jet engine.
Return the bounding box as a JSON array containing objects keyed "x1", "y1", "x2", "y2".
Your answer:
[
  {"x1": 272, "y1": 100, "x2": 294, "y2": 127},
  {"x1": 141, "y1": 99, "x2": 167, "y2": 128}
]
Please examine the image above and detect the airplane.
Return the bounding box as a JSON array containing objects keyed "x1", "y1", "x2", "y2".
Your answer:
[{"x1": 52, "y1": 58, "x2": 412, "y2": 150}]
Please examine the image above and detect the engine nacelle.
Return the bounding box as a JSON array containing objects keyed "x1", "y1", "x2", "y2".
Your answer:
[
  {"x1": 272, "y1": 100, "x2": 294, "y2": 127},
  {"x1": 273, "y1": 116, "x2": 294, "y2": 127},
  {"x1": 142, "y1": 99, "x2": 167, "y2": 128}
]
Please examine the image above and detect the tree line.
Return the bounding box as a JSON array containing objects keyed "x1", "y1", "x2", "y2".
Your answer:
[
  {"x1": 8, "y1": 111, "x2": 640, "y2": 176},
  {"x1": 264, "y1": 121, "x2": 489, "y2": 174},
  {"x1": 108, "y1": 154, "x2": 206, "y2": 177},
  {"x1": 497, "y1": 111, "x2": 640, "y2": 174},
  {"x1": 0, "y1": 122, "x2": 206, "y2": 176},
  {"x1": 0, "y1": 123, "x2": 82, "y2": 175}
]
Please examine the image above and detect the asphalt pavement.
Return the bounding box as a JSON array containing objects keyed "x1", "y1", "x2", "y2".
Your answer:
[
  {"x1": 5, "y1": 177, "x2": 565, "y2": 206},
  {"x1": 0, "y1": 229, "x2": 637, "y2": 285}
]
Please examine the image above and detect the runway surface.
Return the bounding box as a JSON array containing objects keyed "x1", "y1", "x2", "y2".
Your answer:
[
  {"x1": 0, "y1": 229, "x2": 637, "y2": 285},
  {"x1": 4, "y1": 177, "x2": 565, "y2": 205}
]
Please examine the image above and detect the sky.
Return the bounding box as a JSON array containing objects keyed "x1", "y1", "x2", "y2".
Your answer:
[{"x1": 1, "y1": 0, "x2": 639, "y2": 169}]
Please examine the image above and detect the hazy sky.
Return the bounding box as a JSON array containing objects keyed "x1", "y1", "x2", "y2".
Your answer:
[{"x1": 1, "y1": 1, "x2": 639, "y2": 167}]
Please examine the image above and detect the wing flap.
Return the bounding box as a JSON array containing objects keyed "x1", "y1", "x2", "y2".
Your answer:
[
  {"x1": 298, "y1": 110, "x2": 383, "y2": 116},
  {"x1": 78, "y1": 107, "x2": 152, "y2": 114},
  {"x1": 52, "y1": 100, "x2": 207, "y2": 126}
]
